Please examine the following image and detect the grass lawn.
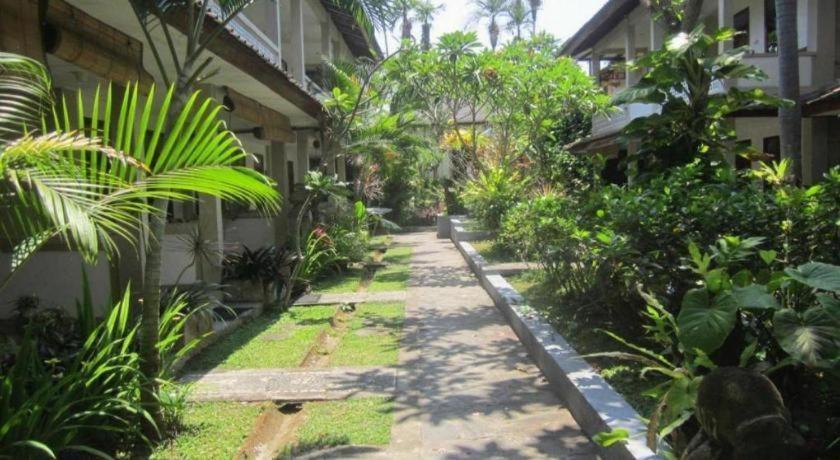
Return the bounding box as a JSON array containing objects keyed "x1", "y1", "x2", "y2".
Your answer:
[
  {"x1": 152, "y1": 402, "x2": 262, "y2": 459},
  {"x1": 470, "y1": 239, "x2": 518, "y2": 264},
  {"x1": 331, "y1": 302, "x2": 404, "y2": 367},
  {"x1": 311, "y1": 267, "x2": 363, "y2": 294},
  {"x1": 367, "y1": 247, "x2": 411, "y2": 293},
  {"x1": 507, "y1": 270, "x2": 659, "y2": 415},
  {"x1": 369, "y1": 234, "x2": 394, "y2": 247},
  {"x1": 183, "y1": 306, "x2": 336, "y2": 372},
  {"x1": 283, "y1": 397, "x2": 393, "y2": 456}
]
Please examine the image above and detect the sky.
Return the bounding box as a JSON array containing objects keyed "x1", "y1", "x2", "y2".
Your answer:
[{"x1": 376, "y1": 0, "x2": 610, "y2": 51}]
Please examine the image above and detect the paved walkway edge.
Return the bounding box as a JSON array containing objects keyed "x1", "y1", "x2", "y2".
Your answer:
[{"x1": 452, "y1": 234, "x2": 664, "y2": 460}]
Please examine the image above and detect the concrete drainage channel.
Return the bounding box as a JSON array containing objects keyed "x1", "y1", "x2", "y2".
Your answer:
[{"x1": 445, "y1": 216, "x2": 663, "y2": 460}]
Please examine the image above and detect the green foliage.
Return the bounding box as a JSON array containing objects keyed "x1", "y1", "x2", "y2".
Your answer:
[
  {"x1": 461, "y1": 165, "x2": 526, "y2": 228},
  {"x1": 616, "y1": 27, "x2": 786, "y2": 174}
]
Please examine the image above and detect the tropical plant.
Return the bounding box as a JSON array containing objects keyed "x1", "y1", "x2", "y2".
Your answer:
[
  {"x1": 469, "y1": 0, "x2": 510, "y2": 51},
  {"x1": 647, "y1": 0, "x2": 706, "y2": 33},
  {"x1": 616, "y1": 27, "x2": 786, "y2": 176},
  {"x1": 0, "y1": 290, "x2": 144, "y2": 459},
  {"x1": 461, "y1": 165, "x2": 526, "y2": 228}
]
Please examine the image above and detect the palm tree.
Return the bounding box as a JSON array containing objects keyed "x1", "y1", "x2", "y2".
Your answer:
[
  {"x1": 470, "y1": 0, "x2": 510, "y2": 51},
  {"x1": 392, "y1": 0, "x2": 418, "y2": 43},
  {"x1": 528, "y1": 0, "x2": 541, "y2": 34},
  {"x1": 775, "y1": 0, "x2": 802, "y2": 181},
  {"x1": 414, "y1": 1, "x2": 443, "y2": 50},
  {"x1": 506, "y1": 0, "x2": 532, "y2": 41}
]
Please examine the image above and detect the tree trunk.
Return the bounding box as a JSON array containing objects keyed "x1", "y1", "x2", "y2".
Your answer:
[
  {"x1": 489, "y1": 20, "x2": 499, "y2": 51},
  {"x1": 401, "y1": 10, "x2": 411, "y2": 42},
  {"x1": 139, "y1": 63, "x2": 193, "y2": 440},
  {"x1": 776, "y1": 0, "x2": 802, "y2": 181},
  {"x1": 139, "y1": 199, "x2": 167, "y2": 440},
  {"x1": 422, "y1": 23, "x2": 431, "y2": 50}
]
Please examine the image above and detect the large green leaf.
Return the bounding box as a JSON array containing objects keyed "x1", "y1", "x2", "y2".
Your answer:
[
  {"x1": 732, "y1": 284, "x2": 779, "y2": 310},
  {"x1": 774, "y1": 307, "x2": 840, "y2": 368},
  {"x1": 677, "y1": 288, "x2": 738, "y2": 354},
  {"x1": 785, "y1": 262, "x2": 840, "y2": 292},
  {"x1": 818, "y1": 295, "x2": 840, "y2": 324}
]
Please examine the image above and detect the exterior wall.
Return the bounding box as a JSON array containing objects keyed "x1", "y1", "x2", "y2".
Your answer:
[
  {"x1": 224, "y1": 218, "x2": 277, "y2": 251},
  {"x1": 0, "y1": 252, "x2": 110, "y2": 319},
  {"x1": 160, "y1": 231, "x2": 198, "y2": 286}
]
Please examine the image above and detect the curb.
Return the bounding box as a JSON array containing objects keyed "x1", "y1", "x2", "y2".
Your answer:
[
  {"x1": 449, "y1": 217, "x2": 496, "y2": 242},
  {"x1": 452, "y1": 233, "x2": 662, "y2": 460}
]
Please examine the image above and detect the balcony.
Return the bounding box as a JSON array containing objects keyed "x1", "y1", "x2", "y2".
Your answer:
[
  {"x1": 591, "y1": 103, "x2": 660, "y2": 136},
  {"x1": 739, "y1": 53, "x2": 817, "y2": 89}
]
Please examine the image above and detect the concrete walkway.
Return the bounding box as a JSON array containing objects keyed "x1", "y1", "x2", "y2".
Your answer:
[{"x1": 312, "y1": 231, "x2": 597, "y2": 459}]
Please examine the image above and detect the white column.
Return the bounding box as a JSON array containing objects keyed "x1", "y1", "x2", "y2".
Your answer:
[
  {"x1": 270, "y1": 141, "x2": 290, "y2": 245},
  {"x1": 275, "y1": 0, "x2": 283, "y2": 64},
  {"x1": 650, "y1": 12, "x2": 665, "y2": 51},
  {"x1": 624, "y1": 21, "x2": 637, "y2": 87},
  {"x1": 590, "y1": 50, "x2": 601, "y2": 81},
  {"x1": 197, "y1": 196, "x2": 224, "y2": 283},
  {"x1": 289, "y1": 0, "x2": 306, "y2": 83},
  {"x1": 718, "y1": 0, "x2": 733, "y2": 54},
  {"x1": 295, "y1": 130, "x2": 309, "y2": 183},
  {"x1": 321, "y1": 22, "x2": 334, "y2": 61}
]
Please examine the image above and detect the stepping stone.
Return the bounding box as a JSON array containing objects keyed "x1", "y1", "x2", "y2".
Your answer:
[
  {"x1": 294, "y1": 291, "x2": 407, "y2": 306},
  {"x1": 182, "y1": 367, "x2": 398, "y2": 402}
]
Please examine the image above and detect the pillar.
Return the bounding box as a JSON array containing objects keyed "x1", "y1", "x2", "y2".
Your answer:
[
  {"x1": 624, "y1": 21, "x2": 638, "y2": 87},
  {"x1": 718, "y1": 0, "x2": 733, "y2": 54},
  {"x1": 197, "y1": 196, "x2": 224, "y2": 284},
  {"x1": 289, "y1": 0, "x2": 306, "y2": 83},
  {"x1": 321, "y1": 21, "x2": 334, "y2": 61},
  {"x1": 270, "y1": 141, "x2": 290, "y2": 246},
  {"x1": 274, "y1": 0, "x2": 283, "y2": 64},
  {"x1": 590, "y1": 50, "x2": 601, "y2": 84},
  {"x1": 295, "y1": 130, "x2": 309, "y2": 183},
  {"x1": 650, "y1": 12, "x2": 665, "y2": 51}
]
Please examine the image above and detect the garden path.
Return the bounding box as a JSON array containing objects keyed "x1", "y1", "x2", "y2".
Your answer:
[{"x1": 307, "y1": 231, "x2": 597, "y2": 459}]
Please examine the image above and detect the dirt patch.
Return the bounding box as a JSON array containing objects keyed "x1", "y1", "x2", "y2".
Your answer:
[
  {"x1": 260, "y1": 329, "x2": 295, "y2": 342},
  {"x1": 235, "y1": 403, "x2": 304, "y2": 460}
]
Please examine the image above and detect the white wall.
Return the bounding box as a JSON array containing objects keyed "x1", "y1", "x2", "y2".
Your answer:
[
  {"x1": 0, "y1": 252, "x2": 111, "y2": 319},
  {"x1": 160, "y1": 232, "x2": 198, "y2": 286},
  {"x1": 224, "y1": 218, "x2": 276, "y2": 250}
]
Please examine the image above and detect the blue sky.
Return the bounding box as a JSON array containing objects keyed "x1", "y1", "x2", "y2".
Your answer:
[{"x1": 376, "y1": 0, "x2": 610, "y2": 50}]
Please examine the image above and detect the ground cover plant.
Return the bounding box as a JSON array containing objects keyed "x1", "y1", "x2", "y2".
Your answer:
[{"x1": 368, "y1": 246, "x2": 413, "y2": 292}]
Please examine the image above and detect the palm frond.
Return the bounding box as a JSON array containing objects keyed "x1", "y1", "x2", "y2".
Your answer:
[{"x1": 0, "y1": 53, "x2": 52, "y2": 142}]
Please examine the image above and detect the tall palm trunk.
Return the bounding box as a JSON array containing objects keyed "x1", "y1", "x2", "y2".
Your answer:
[
  {"x1": 422, "y1": 22, "x2": 431, "y2": 50},
  {"x1": 528, "y1": 0, "x2": 540, "y2": 34},
  {"x1": 401, "y1": 9, "x2": 412, "y2": 41},
  {"x1": 489, "y1": 19, "x2": 499, "y2": 50},
  {"x1": 776, "y1": 0, "x2": 802, "y2": 181},
  {"x1": 139, "y1": 61, "x2": 194, "y2": 441}
]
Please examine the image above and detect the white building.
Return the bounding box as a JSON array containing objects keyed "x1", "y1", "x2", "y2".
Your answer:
[
  {"x1": 0, "y1": 0, "x2": 379, "y2": 317},
  {"x1": 562, "y1": 0, "x2": 840, "y2": 184}
]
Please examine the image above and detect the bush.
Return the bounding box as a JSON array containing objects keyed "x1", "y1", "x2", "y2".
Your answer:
[{"x1": 461, "y1": 166, "x2": 526, "y2": 229}]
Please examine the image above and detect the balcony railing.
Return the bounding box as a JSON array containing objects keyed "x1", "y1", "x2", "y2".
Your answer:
[
  {"x1": 740, "y1": 53, "x2": 817, "y2": 88},
  {"x1": 208, "y1": 1, "x2": 281, "y2": 68}
]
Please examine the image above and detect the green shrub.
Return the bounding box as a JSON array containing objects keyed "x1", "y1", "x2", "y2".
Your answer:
[{"x1": 461, "y1": 166, "x2": 526, "y2": 228}]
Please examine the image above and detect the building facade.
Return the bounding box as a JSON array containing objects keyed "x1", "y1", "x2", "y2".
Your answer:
[
  {"x1": 0, "y1": 0, "x2": 378, "y2": 316},
  {"x1": 562, "y1": 0, "x2": 840, "y2": 184}
]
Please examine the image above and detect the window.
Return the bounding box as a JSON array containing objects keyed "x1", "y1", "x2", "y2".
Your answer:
[
  {"x1": 764, "y1": 136, "x2": 781, "y2": 162},
  {"x1": 765, "y1": 0, "x2": 778, "y2": 53},
  {"x1": 734, "y1": 8, "x2": 750, "y2": 49}
]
